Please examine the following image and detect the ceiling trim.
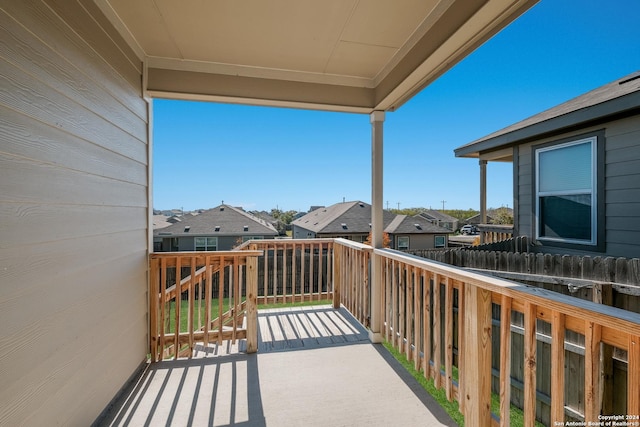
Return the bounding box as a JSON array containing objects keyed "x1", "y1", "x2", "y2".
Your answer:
[{"x1": 146, "y1": 56, "x2": 375, "y2": 89}]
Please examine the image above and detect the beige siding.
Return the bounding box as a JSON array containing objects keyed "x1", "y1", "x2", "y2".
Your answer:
[
  {"x1": 0, "y1": 1, "x2": 148, "y2": 426},
  {"x1": 514, "y1": 116, "x2": 640, "y2": 257}
]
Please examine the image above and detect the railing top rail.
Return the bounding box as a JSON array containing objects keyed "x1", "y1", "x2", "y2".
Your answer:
[
  {"x1": 333, "y1": 238, "x2": 372, "y2": 252},
  {"x1": 476, "y1": 223, "x2": 514, "y2": 230},
  {"x1": 235, "y1": 238, "x2": 336, "y2": 250},
  {"x1": 375, "y1": 248, "x2": 640, "y2": 335},
  {"x1": 150, "y1": 250, "x2": 263, "y2": 259}
]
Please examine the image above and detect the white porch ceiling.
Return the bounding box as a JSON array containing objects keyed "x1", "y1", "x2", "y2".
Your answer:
[{"x1": 96, "y1": 0, "x2": 537, "y2": 113}]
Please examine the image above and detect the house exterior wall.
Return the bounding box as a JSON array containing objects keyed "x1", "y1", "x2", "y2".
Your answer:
[
  {"x1": 514, "y1": 115, "x2": 640, "y2": 258},
  {"x1": 391, "y1": 234, "x2": 448, "y2": 250},
  {"x1": 0, "y1": 2, "x2": 148, "y2": 425},
  {"x1": 293, "y1": 225, "x2": 316, "y2": 239}
]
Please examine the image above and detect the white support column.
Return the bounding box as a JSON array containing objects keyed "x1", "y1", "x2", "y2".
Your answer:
[
  {"x1": 370, "y1": 110, "x2": 385, "y2": 343},
  {"x1": 479, "y1": 159, "x2": 487, "y2": 244}
]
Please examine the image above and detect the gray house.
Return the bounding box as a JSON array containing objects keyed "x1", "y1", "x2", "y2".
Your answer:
[
  {"x1": 386, "y1": 215, "x2": 450, "y2": 250},
  {"x1": 293, "y1": 201, "x2": 450, "y2": 250},
  {"x1": 418, "y1": 210, "x2": 459, "y2": 231},
  {"x1": 455, "y1": 71, "x2": 640, "y2": 258},
  {"x1": 154, "y1": 204, "x2": 278, "y2": 251}
]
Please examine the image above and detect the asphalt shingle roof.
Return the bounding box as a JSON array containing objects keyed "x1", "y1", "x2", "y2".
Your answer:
[
  {"x1": 385, "y1": 215, "x2": 452, "y2": 234},
  {"x1": 455, "y1": 71, "x2": 640, "y2": 157},
  {"x1": 292, "y1": 201, "x2": 396, "y2": 234},
  {"x1": 154, "y1": 204, "x2": 278, "y2": 237}
]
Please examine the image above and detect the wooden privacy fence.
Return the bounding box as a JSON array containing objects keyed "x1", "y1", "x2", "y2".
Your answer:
[
  {"x1": 373, "y1": 249, "x2": 640, "y2": 426},
  {"x1": 149, "y1": 251, "x2": 261, "y2": 361}
]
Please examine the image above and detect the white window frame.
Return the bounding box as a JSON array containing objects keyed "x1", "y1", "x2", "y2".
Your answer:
[
  {"x1": 397, "y1": 236, "x2": 409, "y2": 250},
  {"x1": 242, "y1": 236, "x2": 264, "y2": 242},
  {"x1": 535, "y1": 137, "x2": 597, "y2": 245},
  {"x1": 434, "y1": 235, "x2": 446, "y2": 248},
  {"x1": 195, "y1": 236, "x2": 218, "y2": 251}
]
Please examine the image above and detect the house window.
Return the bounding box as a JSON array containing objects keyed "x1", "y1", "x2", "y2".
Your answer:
[
  {"x1": 397, "y1": 236, "x2": 409, "y2": 250},
  {"x1": 434, "y1": 235, "x2": 446, "y2": 248},
  {"x1": 195, "y1": 237, "x2": 218, "y2": 251},
  {"x1": 535, "y1": 136, "x2": 597, "y2": 245}
]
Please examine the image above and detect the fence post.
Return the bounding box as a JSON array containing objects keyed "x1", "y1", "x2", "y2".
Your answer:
[
  {"x1": 463, "y1": 284, "x2": 492, "y2": 427},
  {"x1": 246, "y1": 254, "x2": 259, "y2": 353},
  {"x1": 333, "y1": 244, "x2": 341, "y2": 309}
]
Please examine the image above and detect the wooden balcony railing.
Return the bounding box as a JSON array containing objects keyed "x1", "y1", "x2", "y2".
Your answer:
[
  {"x1": 149, "y1": 239, "x2": 640, "y2": 426},
  {"x1": 149, "y1": 251, "x2": 262, "y2": 360},
  {"x1": 237, "y1": 239, "x2": 335, "y2": 304},
  {"x1": 375, "y1": 248, "x2": 640, "y2": 426}
]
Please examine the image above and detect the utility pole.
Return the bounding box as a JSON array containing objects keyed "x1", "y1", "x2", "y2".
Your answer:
[
  {"x1": 441, "y1": 200, "x2": 446, "y2": 210},
  {"x1": 397, "y1": 202, "x2": 400, "y2": 210},
  {"x1": 386, "y1": 201, "x2": 389, "y2": 210}
]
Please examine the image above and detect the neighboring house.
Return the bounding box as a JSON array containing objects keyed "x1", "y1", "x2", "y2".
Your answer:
[
  {"x1": 418, "y1": 210, "x2": 459, "y2": 231},
  {"x1": 152, "y1": 215, "x2": 172, "y2": 230},
  {"x1": 464, "y1": 213, "x2": 495, "y2": 226},
  {"x1": 293, "y1": 201, "x2": 450, "y2": 250},
  {"x1": 153, "y1": 204, "x2": 278, "y2": 251},
  {"x1": 386, "y1": 215, "x2": 450, "y2": 250},
  {"x1": 292, "y1": 201, "x2": 396, "y2": 243},
  {"x1": 455, "y1": 71, "x2": 640, "y2": 258},
  {"x1": 252, "y1": 210, "x2": 285, "y2": 235}
]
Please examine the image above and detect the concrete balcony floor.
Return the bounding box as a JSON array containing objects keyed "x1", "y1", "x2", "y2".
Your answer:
[{"x1": 98, "y1": 305, "x2": 456, "y2": 426}]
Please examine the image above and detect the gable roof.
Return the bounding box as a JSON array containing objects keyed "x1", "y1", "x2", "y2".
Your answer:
[
  {"x1": 154, "y1": 204, "x2": 278, "y2": 237},
  {"x1": 455, "y1": 71, "x2": 640, "y2": 158},
  {"x1": 418, "y1": 210, "x2": 458, "y2": 223},
  {"x1": 292, "y1": 201, "x2": 395, "y2": 234},
  {"x1": 385, "y1": 215, "x2": 452, "y2": 234}
]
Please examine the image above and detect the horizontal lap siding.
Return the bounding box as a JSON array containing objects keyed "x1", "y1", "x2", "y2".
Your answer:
[
  {"x1": 605, "y1": 119, "x2": 640, "y2": 258},
  {"x1": 0, "y1": 1, "x2": 148, "y2": 426}
]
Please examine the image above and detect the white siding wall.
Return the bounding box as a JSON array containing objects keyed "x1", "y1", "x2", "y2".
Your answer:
[
  {"x1": 515, "y1": 116, "x2": 640, "y2": 258},
  {"x1": 0, "y1": 1, "x2": 149, "y2": 425}
]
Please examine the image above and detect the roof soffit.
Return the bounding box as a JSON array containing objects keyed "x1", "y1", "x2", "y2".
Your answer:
[{"x1": 97, "y1": 0, "x2": 538, "y2": 112}]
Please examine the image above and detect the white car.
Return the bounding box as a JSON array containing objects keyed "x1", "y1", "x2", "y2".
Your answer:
[{"x1": 460, "y1": 224, "x2": 477, "y2": 235}]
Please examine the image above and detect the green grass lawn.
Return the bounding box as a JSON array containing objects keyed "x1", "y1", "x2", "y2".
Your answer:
[
  {"x1": 161, "y1": 298, "x2": 333, "y2": 333},
  {"x1": 382, "y1": 341, "x2": 544, "y2": 427}
]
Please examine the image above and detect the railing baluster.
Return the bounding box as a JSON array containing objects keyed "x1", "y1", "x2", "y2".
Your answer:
[
  {"x1": 457, "y1": 281, "x2": 465, "y2": 413},
  {"x1": 629, "y1": 335, "x2": 640, "y2": 415},
  {"x1": 423, "y1": 271, "x2": 432, "y2": 381},
  {"x1": 500, "y1": 295, "x2": 512, "y2": 427},
  {"x1": 174, "y1": 256, "x2": 181, "y2": 360},
  {"x1": 160, "y1": 257, "x2": 167, "y2": 361},
  {"x1": 445, "y1": 276, "x2": 453, "y2": 401},
  {"x1": 413, "y1": 267, "x2": 420, "y2": 372},
  {"x1": 204, "y1": 256, "x2": 212, "y2": 347},
  {"x1": 433, "y1": 273, "x2": 441, "y2": 389},
  {"x1": 218, "y1": 257, "x2": 225, "y2": 346},
  {"x1": 188, "y1": 256, "x2": 195, "y2": 357},
  {"x1": 550, "y1": 310, "x2": 565, "y2": 424},
  {"x1": 524, "y1": 302, "x2": 537, "y2": 427},
  {"x1": 585, "y1": 320, "x2": 602, "y2": 422}
]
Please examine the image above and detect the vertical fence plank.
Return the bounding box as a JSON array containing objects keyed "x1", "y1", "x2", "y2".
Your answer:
[
  {"x1": 232, "y1": 260, "x2": 240, "y2": 343},
  {"x1": 385, "y1": 258, "x2": 392, "y2": 342},
  {"x1": 292, "y1": 243, "x2": 297, "y2": 297},
  {"x1": 463, "y1": 284, "x2": 492, "y2": 427},
  {"x1": 406, "y1": 265, "x2": 413, "y2": 360},
  {"x1": 524, "y1": 302, "x2": 537, "y2": 427},
  {"x1": 551, "y1": 310, "x2": 565, "y2": 424},
  {"x1": 628, "y1": 335, "x2": 640, "y2": 416},
  {"x1": 500, "y1": 295, "x2": 512, "y2": 427}
]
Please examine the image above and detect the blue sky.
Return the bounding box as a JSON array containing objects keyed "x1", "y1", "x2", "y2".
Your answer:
[{"x1": 153, "y1": 0, "x2": 640, "y2": 213}]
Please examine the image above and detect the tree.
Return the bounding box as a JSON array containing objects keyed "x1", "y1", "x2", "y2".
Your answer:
[
  {"x1": 364, "y1": 231, "x2": 391, "y2": 248},
  {"x1": 490, "y1": 207, "x2": 514, "y2": 225}
]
